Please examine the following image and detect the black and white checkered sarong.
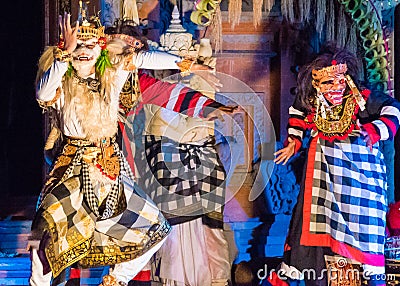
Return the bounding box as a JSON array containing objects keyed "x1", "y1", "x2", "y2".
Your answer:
[
  {"x1": 300, "y1": 133, "x2": 387, "y2": 266},
  {"x1": 141, "y1": 135, "x2": 226, "y2": 223},
  {"x1": 32, "y1": 142, "x2": 170, "y2": 277}
]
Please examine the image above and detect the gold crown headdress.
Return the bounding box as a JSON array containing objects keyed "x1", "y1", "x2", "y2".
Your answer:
[
  {"x1": 78, "y1": 25, "x2": 105, "y2": 40},
  {"x1": 77, "y1": 1, "x2": 105, "y2": 40},
  {"x1": 312, "y1": 62, "x2": 348, "y2": 81}
]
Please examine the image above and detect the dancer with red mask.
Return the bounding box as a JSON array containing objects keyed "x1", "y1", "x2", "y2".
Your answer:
[{"x1": 274, "y1": 45, "x2": 400, "y2": 286}]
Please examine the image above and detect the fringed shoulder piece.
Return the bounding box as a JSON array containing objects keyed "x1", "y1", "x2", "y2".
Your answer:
[{"x1": 36, "y1": 46, "x2": 58, "y2": 84}]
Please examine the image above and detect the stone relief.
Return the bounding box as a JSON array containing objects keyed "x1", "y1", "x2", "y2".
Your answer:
[{"x1": 101, "y1": 0, "x2": 121, "y2": 27}]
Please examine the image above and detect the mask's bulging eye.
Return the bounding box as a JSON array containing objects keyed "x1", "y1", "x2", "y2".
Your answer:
[{"x1": 339, "y1": 79, "x2": 345, "y2": 84}]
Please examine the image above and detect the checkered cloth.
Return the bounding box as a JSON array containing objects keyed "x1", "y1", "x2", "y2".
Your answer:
[
  {"x1": 32, "y1": 142, "x2": 170, "y2": 278},
  {"x1": 301, "y1": 133, "x2": 387, "y2": 265},
  {"x1": 141, "y1": 135, "x2": 226, "y2": 223}
]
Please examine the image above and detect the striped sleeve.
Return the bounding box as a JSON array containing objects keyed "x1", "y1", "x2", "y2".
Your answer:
[
  {"x1": 362, "y1": 90, "x2": 400, "y2": 142},
  {"x1": 284, "y1": 106, "x2": 307, "y2": 154},
  {"x1": 139, "y1": 71, "x2": 222, "y2": 118},
  {"x1": 371, "y1": 105, "x2": 400, "y2": 140},
  {"x1": 287, "y1": 106, "x2": 307, "y2": 141}
]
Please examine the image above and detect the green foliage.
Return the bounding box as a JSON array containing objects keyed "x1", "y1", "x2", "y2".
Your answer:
[
  {"x1": 66, "y1": 62, "x2": 74, "y2": 78},
  {"x1": 95, "y1": 49, "x2": 112, "y2": 76}
]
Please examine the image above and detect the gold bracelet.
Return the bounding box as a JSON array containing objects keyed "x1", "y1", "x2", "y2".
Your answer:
[
  {"x1": 177, "y1": 58, "x2": 195, "y2": 74},
  {"x1": 54, "y1": 48, "x2": 72, "y2": 62},
  {"x1": 37, "y1": 87, "x2": 62, "y2": 108}
]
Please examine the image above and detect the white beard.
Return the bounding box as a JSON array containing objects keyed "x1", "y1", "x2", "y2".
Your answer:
[
  {"x1": 63, "y1": 69, "x2": 119, "y2": 142},
  {"x1": 72, "y1": 59, "x2": 96, "y2": 77}
]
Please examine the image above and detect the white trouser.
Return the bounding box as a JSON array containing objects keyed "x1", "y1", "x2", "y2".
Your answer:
[
  {"x1": 112, "y1": 236, "x2": 168, "y2": 284},
  {"x1": 30, "y1": 249, "x2": 52, "y2": 286},
  {"x1": 159, "y1": 218, "x2": 231, "y2": 286}
]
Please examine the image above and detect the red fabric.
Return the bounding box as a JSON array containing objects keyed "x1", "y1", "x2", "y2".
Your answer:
[
  {"x1": 387, "y1": 201, "x2": 400, "y2": 236},
  {"x1": 138, "y1": 71, "x2": 211, "y2": 118},
  {"x1": 186, "y1": 93, "x2": 200, "y2": 117},
  {"x1": 362, "y1": 122, "x2": 380, "y2": 145},
  {"x1": 267, "y1": 271, "x2": 289, "y2": 286},
  {"x1": 137, "y1": 71, "x2": 158, "y2": 92},
  {"x1": 361, "y1": 88, "x2": 371, "y2": 99},
  {"x1": 288, "y1": 117, "x2": 307, "y2": 130},
  {"x1": 380, "y1": 116, "x2": 398, "y2": 137},
  {"x1": 131, "y1": 270, "x2": 151, "y2": 281},
  {"x1": 138, "y1": 71, "x2": 182, "y2": 109},
  {"x1": 170, "y1": 89, "x2": 188, "y2": 113},
  {"x1": 70, "y1": 268, "x2": 81, "y2": 279},
  {"x1": 199, "y1": 98, "x2": 217, "y2": 118}
]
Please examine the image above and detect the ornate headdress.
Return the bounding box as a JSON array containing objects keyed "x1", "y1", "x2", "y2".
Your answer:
[
  {"x1": 77, "y1": 1, "x2": 105, "y2": 40},
  {"x1": 312, "y1": 62, "x2": 348, "y2": 81},
  {"x1": 71, "y1": 1, "x2": 110, "y2": 76},
  {"x1": 78, "y1": 25, "x2": 105, "y2": 40}
]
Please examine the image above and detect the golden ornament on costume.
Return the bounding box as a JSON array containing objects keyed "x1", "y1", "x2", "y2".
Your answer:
[
  {"x1": 312, "y1": 63, "x2": 348, "y2": 82},
  {"x1": 96, "y1": 146, "x2": 120, "y2": 180},
  {"x1": 99, "y1": 274, "x2": 119, "y2": 286},
  {"x1": 310, "y1": 95, "x2": 357, "y2": 139},
  {"x1": 53, "y1": 48, "x2": 73, "y2": 62},
  {"x1": 177, "y1": 58, "x2": 195, "y2": 73},
  {"x1": 38, "y1": 86, "x2": 62, "y2": 108},
  {"x1": 120, "y1": 72, "x2": 141, "y2": 111}
]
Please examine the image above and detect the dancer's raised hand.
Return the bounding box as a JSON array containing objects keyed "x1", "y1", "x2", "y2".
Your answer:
[{"x1": 59, "y1": 12, "x2": 79, "y2": 54}]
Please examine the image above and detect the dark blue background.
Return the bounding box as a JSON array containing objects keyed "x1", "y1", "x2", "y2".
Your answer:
[{"x1": 1, "y1": 1, "x2": 44, "y2": 197}]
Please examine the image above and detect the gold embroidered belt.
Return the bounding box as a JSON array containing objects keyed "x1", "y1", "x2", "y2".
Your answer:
[
  {"x1": 66, "y1": 136, "x2": 116, "y2": 148},
  {"x1": 65, "y1": 136, "x2": 120, "y2": 179}
]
